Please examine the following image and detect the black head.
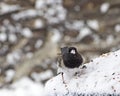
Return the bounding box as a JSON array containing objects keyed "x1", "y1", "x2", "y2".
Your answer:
[
  {"x1": 60, "y1": 46, "x2": 83, "y2": 68},
  {"x1": 61, "y1": 47, "x2": 78, "y2": 56},
  {"x1": 61, "y1": 47, "x2": 69, "y2": 55}
]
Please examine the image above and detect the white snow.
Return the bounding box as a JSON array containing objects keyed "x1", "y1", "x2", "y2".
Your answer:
[
  {"x1": 45, "y1": 5, "x2": 66, "y2": 24},
  {"x1": 35, "y1": 0, "x2": 46, "y2": 9},
  {"x1": 70, "y1": 49, "x2": 76, "y2": 54},
  {"x1": 0, "y1": 77, "x2": 44, "y2": 96},
  {"x1": 34, "y1": 19, "x2": 44, "y2": 28},
  {"x1": 0, "y1": 3, "x2": 21, "y2": 15},
  {"x1": 21, "y1": 28, "x2": 33, "y2": 38},
  {"x1": 79, "y1": 27, "x2": 92, "y2": 40},
  {"x1": 47, "y1": 8, "x2": 56, "y2": 16},
  {"x1": 45, "y1": 49, "x2": 120, "y2": 95},
  {"x1": 72, "y1": 20, "x2": 84, "y2": 30},
  {"x1": 2, "y1": 20, "x2": 22, "y2": 34},
  {"x1": 35, "y1": 0, "x2": 66, "y2": 24},
  {"x1": 106, "y1": 35, "x2": 114, "y2": 44},
  {"x1": 100, "y1": 3, "x2": 110, "y2": 13},
  {"x1": 46, "y1": 0, "x2": 62, "y2": 4},
  {"x1": 8, "y1": 34, "x2": 17, "y2": 43},
  {"x1": 35, "y1": 0, "x2": 62, "y2": 9},
  {"x1": 12, "y1": 9, "x2": 37, "y2": 21},
  {"x1": 92, "y1": 34, "x2": 100, "y2": 44},
  {"x1": 6, "y1": 51, "x2": 22, "y2": 64},
  {"x1": 5, "y1": 69, "x2": 15, "y2": 82},
  {"x1": 115, "y1": 24, "x2": 120, "y2": 32},
  {"x1": 87, "y1": 20, "x2": 99, "y2": 30},
  {"x1": 31, "y1": 70, "x2": 53, "y2": 82},
  {"x1": 0, "y1": 32, "x2": 7, "y2": 42},
  {"x1": 35, "y1": 39, "x2": 43, "y2": 49},
  {"x1": 66, "y1": 27, "x2": 91, "y2": 42},
  {"x1": 65, "y1": 20, "x2": 84, "y2": 30},
  {"x1": 26, "y1": 52, "x2": 33, "y2": 58},
  {"x1": 51, "y1": 30, "x2": 62, "y2": 43}
]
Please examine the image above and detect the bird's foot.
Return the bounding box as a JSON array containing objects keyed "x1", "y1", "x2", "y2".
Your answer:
[
  {"x1": 57, "y1": 72, "x2": 66, "y2": 84},
  {"x1": 61, "y1": 72, "x2": 66, "y2": 84}
]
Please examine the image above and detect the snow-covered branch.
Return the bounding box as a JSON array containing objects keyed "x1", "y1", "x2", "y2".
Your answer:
[{"x1": 45, "y1": 49, "x2": 120, "y2": 96}]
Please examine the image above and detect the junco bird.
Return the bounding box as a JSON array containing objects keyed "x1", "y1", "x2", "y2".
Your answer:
[{"x1": 57, "y1": 46, "x2": 83, "y2": 82}]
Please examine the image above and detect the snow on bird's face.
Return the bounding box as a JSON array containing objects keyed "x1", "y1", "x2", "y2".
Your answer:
[
  {"x1": 68, "y1": 47, "x2": 77, "y2": 55},
  {"x1": 70, "y1": 49, "x2": 76, "y2": 54}
]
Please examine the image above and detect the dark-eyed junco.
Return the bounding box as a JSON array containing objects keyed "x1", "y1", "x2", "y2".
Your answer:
[{"x1": 57, "y1": 46, "x2": 83, "y2": 81}]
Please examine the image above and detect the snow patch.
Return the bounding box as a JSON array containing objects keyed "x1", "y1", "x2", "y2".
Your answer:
[
  {"x1": 65, "y1": 20, "x2": 84, "y2": 30},
  {"x1": 115, "y1": 24, "x2": 120, "y2": 32},
  {"x1": 106, "y1": 35, "x2": 114, "y2": 44},
  {"x1": 100, "y1": 3, "x2": 110, "y2": 13},
  {"x1": 35, "y1": 0, "x2": 66, "y2": 24},
  {"x1": 34, "y1": 19, "x2": 44, "y2": 28},
  {"x1": 5, "y1": 69, "x2": 15, "y2": 82},
  {"x1": 79, "y1": 27, "x2": 92, "y2": 40},
  {"x1": 26, "y1": 52, "x2": 33, "y2": 58},
  {"x1": 35, "y1": 0, "x2": 46, "y2": 9},
  {"x1": 35, "y1": 39, "x2": 43, "y2": 49},
  {"x1": 0, "y1": 32, "x2": 7, "y2": 42},
  {"x1": 35, "y1": 0, "x2": 62, "y2": 9},
  {"x1": 21, "y1": 28, "x2": 33, "y2": 38},
  {"x1": 0, "y1": 77, "x2": 44, "y2": 96},
  {"x1": 51, "y1": 30, "x2": 62, "y2": 43},
  {"x1": 0, "y1": 3, "x2": 20, "y2": 15},
  {"x1": 87, "y1": 20, "x2": 99, "y2": 30},
  {"x1": 6, "y1": 51, "x2": 22, "y2": 64},
  {"x1": 8, "y1": 34, "x2": 17, "y2": 43},
  {"x1": 12, "y1": 9, "x2": 37, "y2": 21},
  {"x1": 31, "y1": 70, "x2": 53, "y2": 82}
]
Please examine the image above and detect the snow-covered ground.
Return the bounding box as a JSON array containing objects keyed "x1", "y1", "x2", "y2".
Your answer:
[
  {"x1": 0, "y1": 77, "x2": 44, "y2": 96},
  {"x1": 45, "y1": 49, "x2": 120, "y2": 96}
]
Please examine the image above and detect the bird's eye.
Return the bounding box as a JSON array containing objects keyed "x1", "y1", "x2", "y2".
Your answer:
[{"x1": 70, "y1": 49, "x2": 76, "y2": 54}]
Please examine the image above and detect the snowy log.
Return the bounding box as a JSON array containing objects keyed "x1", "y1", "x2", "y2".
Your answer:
[{"x1": 44, "y1": 49, "x2": 120, "y2": 96}]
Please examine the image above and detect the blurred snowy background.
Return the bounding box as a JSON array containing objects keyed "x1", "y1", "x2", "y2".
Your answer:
[{"x1": 0, "y1": 0, "x2": 120, "y2": 96}]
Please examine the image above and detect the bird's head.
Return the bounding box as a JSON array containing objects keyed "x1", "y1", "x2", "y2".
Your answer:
[{"x1": 61, "y1": 47, "x2": 77, "y2": 56}]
